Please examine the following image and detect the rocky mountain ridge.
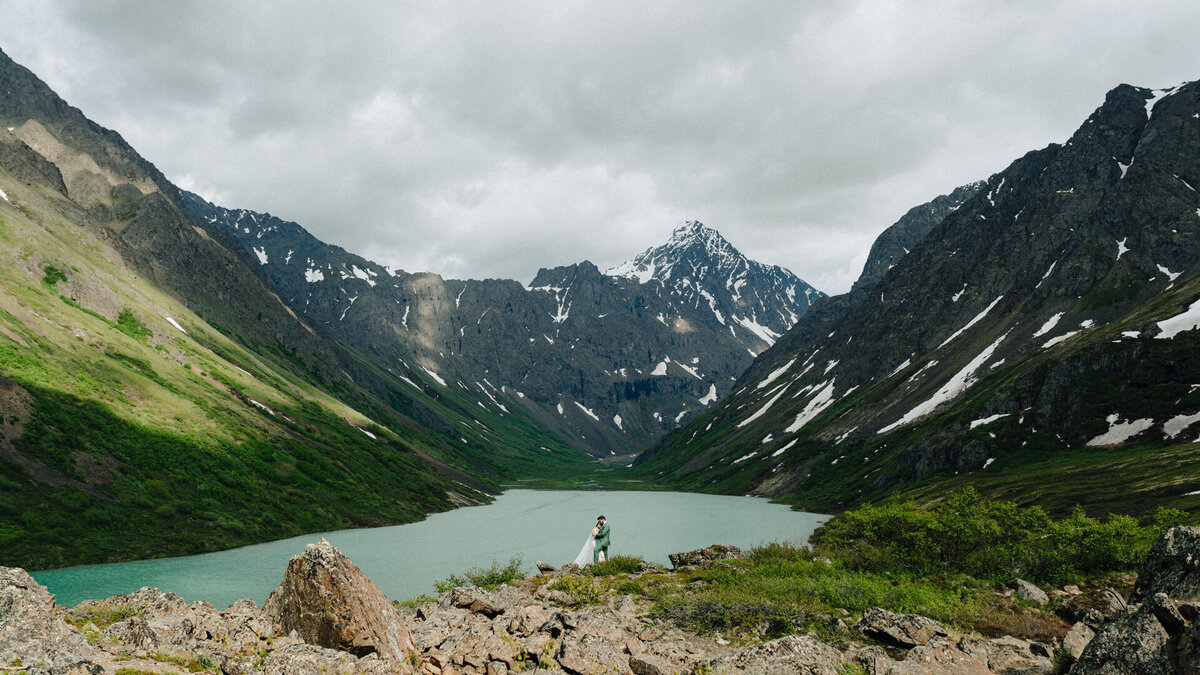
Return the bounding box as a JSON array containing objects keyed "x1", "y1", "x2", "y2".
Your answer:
[
  {"x1": 636, "y1": 80, "x2": 1200, "y2": 516},
  {"x1": 182, "y1": 193, "x2": 823, "y2": 456}
]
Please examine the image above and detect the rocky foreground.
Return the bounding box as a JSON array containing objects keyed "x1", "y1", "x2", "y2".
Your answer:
[{"x1": 4, "y1": 529, "x2": 1200, "y2": 674}]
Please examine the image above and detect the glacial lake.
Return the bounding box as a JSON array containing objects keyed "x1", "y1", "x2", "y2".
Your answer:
[{"x1": 33, "y1": 490, "x2": 828, "y2": 609}]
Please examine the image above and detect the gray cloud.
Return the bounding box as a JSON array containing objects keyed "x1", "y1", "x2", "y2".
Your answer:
[{"x1": 1, "y1": 0, "x2": 1197, "y2": 292}]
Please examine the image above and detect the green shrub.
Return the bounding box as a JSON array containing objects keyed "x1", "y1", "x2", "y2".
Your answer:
[
  {"x1": 65, "y1": 602, "x2": 143, "y2": 629},
  {"x1": 811, "y1": 488, "x2": 1177, "y2": 582},
  {"x1": 433, "y1": 556, "x2": 525, "y2": 592},
  {"x1": 549, "y1": 575, "x2": 604, "y2": 605},
  {"x1": 116, "y1": 308, "x2": 151, "y2": 342},
  {"x1": 587, "y1": 554, "x2": 645, "y2": 577},
  {"x1": 616, "y1": 580, "x2": 644, "y2": 595},
  {"x1": 42, "y1": 266, "x2": 68, "y2": 288}
]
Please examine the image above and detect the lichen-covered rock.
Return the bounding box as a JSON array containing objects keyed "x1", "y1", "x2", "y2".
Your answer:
[
  {"x1": 856, "y1": 607, "x2": 948, "y2": 648},
  {"x1": 0, "y1": 566, "x2": 104, "y2": 673},
  {"x1": 263, "y1": 538, "x2": 417, "y2": 665},
  {"x1": 1131, "y1": 526, "x2": 1200, "y2": 604},
  {"x1": 667, "y1": 544, "x2": 744, "y2": 569},
  {"x1": 703, "y1": 634, "x2": 844, "y2": 675},
  {"x1": 1072, "y1": 599, "x2": 1171, "y2": 674}
]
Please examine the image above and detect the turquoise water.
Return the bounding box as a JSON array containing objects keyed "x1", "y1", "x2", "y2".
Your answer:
[{"x1": 33, "y1": 490, "x2": 827, "y2": 609}]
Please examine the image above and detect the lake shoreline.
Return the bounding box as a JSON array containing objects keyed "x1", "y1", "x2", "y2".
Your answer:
[{"x1": 33, "y1": 489, "x2": 829, "y2": 608}]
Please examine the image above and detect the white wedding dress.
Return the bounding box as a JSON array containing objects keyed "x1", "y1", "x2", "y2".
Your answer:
[{"x1": 572, "y1": 535, "x2": 596, "y2": 567}]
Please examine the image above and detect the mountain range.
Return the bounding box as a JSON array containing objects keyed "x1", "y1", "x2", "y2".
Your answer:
[
  {"x1": 2, "y1": 40, "x2": 1198, "y2": 572},
  {"x1": 181, "y1": 194, "x2": 821, "y2": 457},
  {"x1": 635, "y1": 80, "x2": 1200, "y2": 518}
]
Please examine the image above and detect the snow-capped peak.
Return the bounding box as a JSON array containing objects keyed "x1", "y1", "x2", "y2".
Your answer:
[{"x1": 605, "y1": 220, "x2": 822, "y2": 345}]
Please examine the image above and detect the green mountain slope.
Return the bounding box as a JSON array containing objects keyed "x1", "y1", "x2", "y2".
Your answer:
[
  {"x1": 0, "y1": 47, "x2": 597, "y2": 570},
  {"x1": 635, "y1": 81, "x2": 1200, "y2": 519}
]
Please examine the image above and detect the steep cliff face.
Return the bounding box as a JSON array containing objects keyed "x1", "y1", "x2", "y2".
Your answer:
[
  {"x1": 636, "y1": 81, "x2": 1200, "y2": 515},
  {"x1": 181, "y1": 195, "x2": 823, "y2": 456}
]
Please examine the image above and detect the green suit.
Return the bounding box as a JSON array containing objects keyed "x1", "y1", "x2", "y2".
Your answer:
[{"x1": 593, "y1": 522, "x2": 611, "y2": 563}]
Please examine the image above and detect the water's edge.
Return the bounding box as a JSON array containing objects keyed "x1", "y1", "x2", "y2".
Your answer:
[{"x1": 34, "y1": 490, "x2": 828, "y2": 608}]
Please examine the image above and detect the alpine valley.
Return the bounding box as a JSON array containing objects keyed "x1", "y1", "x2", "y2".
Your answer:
[
  {"x1": 3, "y1": 36, "x2": 1200, "y2": 578},
  {"x1": 0, "y1": 45, "x2": 821, "y2": 568}
]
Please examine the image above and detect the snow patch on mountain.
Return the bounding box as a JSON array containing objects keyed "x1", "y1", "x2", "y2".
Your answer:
[
  {"x1": 939, "y1": 295, "x2": 1003, "y2": 348},
  {"x1": 1087, "y1": 414, "x2": 1154, "y2": 446},
  {"x1": 756, "y1": 359, "x2": 795, "y2": 390},
  {"x1": 574, "y1": 402, "x2": 600, "y2": 421},
  {"x1": 422, "y1": 367, "x2": 447, "y2": 387},
  {"x1": 737, "y1": 385, "x2": 789, "y2": 428},
  {"x1": 880, "y1": 334, "x2": 1007, "y2": 433},
  {"x1": 784, "y1": 380, "x2": 838, "y2": 433},
  {"x1": 1156, "y1": 298, "x2": 1200, "y2": 339}
]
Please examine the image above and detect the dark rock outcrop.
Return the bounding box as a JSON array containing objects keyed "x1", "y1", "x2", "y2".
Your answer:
[
  {"x1": 1130, "y1": 525, "x2": 1200, "y2": 603},
  {"x1": 639, "y1": 79, "x2": 1200, "y2": 516},
  {"x1": 263, "y1": 538, "x2": 417, "y2": 665},
  {"x1": 668, "y1": 544, "x2": 744, "y2": 569},
  {"x1": 1074, "y1": 527, "x2": 1200, "y2": 674}
]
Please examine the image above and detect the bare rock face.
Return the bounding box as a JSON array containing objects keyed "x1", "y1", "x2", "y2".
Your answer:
[
  {"x1": 0, "y1": 566, "x2": 103, "y2": 673},
  {"x1": 853, "y1": 637, "x2": 994, "y2": 674},
  {"x1": 855, "y1": 607, "x2": 948, "y2": 648},
  {"x1": 1130, "y1": 526, "x2": 1200, "y2": 603},
  {"x1": 263, "y1": 538, "x2": 417, "y2": 666},
  {"x1": 667, "y1": 544, "x2": 744, "y2": 569},
  {"x1": 260, "y1": 643, "x2": 395, "y2": 675}
]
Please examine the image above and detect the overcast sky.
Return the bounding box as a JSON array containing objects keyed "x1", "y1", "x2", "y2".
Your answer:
[{"x1": 1, "y1": 2, "x2": 1196, "y2": 293}]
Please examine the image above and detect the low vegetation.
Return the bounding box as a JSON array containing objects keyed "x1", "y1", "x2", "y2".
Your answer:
[
  {"x1": 424, "y1": 490, "x2": 1182, "y2": 645},
  {"x1": 811, "y1": 488, "x2": 1186, "y2": 583},
  {"x1": 64, "y1": 602, "x2": 144, "y2": 630},
  {"x1": 434, "y1": 556, "x2": 526, "y2": 592}
]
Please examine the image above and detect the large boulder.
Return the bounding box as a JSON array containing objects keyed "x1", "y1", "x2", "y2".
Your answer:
[
  {"x1": 1071, "y1": 595, "x2": 1174, "y2": 674},
  {"x1": 263, "y1": 538, "x2": 417, "y2": 666},
  {"x1": 667, "y1": 544, "x2": 744, "y2": 569},
  {"x1": 856, "y1": 607, "x2": 948, "y2": 648},
  {"x1": 1130, "y1": 526, "x2": 1200, "y2": 603}
]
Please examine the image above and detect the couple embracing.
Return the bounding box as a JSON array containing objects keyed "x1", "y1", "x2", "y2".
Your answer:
[{"x1": 571, "y1": 515, "x2": 610, "y2": 566}]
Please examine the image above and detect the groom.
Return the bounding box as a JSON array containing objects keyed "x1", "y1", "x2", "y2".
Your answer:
[{"x1": 593, "y1": 515, "x2": 610, "y2": 563}]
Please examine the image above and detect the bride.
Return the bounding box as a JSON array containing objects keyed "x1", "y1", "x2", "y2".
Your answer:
[{"x1": 572, "y1": 522, "x2": 600, "y2": 566}]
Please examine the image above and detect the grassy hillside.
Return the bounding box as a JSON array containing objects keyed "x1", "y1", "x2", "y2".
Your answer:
[{"x1": 0, "y1": 132, "x2": 603, "y2": 570}]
